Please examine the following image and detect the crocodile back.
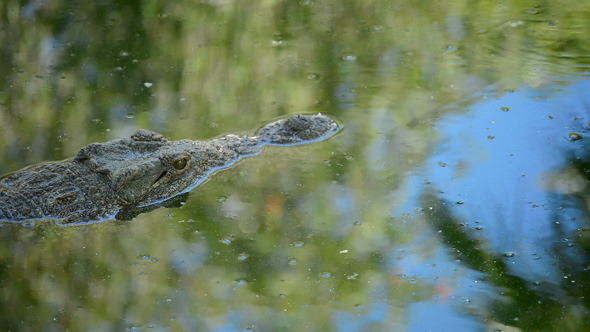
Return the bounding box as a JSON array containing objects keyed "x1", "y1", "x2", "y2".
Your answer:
[{"x1": 0, "y1": 161, "x2": 121, "y2": 225}]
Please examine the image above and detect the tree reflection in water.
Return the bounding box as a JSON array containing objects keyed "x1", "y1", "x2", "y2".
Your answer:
[{"x1": 414, "y1": 80, "x2": 590, "y2": 330}]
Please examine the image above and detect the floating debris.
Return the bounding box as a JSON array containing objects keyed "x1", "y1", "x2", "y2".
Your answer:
[{"x1": 566, "y1": 132, "x2": 583, "y2": 141}]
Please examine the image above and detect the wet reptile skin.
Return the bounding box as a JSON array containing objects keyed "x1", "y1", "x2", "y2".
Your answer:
[{"x1": 0, "y1": 114, "x2": 342, "y2": 225}]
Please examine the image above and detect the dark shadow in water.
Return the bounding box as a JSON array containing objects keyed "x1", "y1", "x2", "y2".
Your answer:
[{"x1": 421, "y1": 190, "x2": 590, "y2": 330}]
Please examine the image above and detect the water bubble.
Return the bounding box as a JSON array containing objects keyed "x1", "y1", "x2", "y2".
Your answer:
[
  {"x1": 220, "y1": 237, "x2": 233, "y2": 245},
  {"x1": 235, "y1": 279, "x2": 247, "y2": 286},
  {"x1": 341, "y1": 53, "x2": 357, "y2": 61},
  {"x1": 237, "y1": 253, "x2": 249, "y2": 261},
  {"x1": 567, "y1": 132, "x2": 583, "y2": 141},
  {"x1": 445, "y1": 45, "x2": 459, "y2": 51},
  {"x1": 292, "y1": 241, "x2": 305, "y2": 247},
  {"x1": 307, "y1": 73, "x2": 319, "y2": 80},
  {"x1": 319, "y1": 272, "x2": 332, "y2": 278},
  {"x1": 287, "y1": 257, "x2": 299, "y2": 265},
  {"x1": 143, "y1": 82, "x2": 153, "y2": 88},
  {"x1": 503, "y1": 252, "x2": 515, "y2": 257},
  {"x1": 353, "y1": 220, "x2": 363, "y2": 225},
  {"x1": 339, "y1": 249, "x2": 349, "y2": 254}
]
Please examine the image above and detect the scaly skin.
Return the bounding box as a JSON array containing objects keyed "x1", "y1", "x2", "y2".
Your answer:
[{"x1": 0, "y1": 114, "x2": 342, "y2": 225}]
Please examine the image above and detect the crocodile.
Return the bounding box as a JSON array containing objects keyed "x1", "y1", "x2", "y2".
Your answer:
[{"x1": 0, "y1": 114, "x2": 342, "y2": 225}]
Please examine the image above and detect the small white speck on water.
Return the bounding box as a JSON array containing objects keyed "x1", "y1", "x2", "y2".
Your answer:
[{"x1": 341, "y1": 53, "x2": 357, "y2": 61}]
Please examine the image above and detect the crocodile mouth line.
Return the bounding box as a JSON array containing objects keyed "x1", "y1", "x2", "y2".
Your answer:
[{"x1": 153, "y1": 171, "x2": 167, "y2": 184}]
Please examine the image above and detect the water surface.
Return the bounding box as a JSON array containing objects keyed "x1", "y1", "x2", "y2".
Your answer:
[{"x1": 1, "y1": 0, "x2": 590, "y2": 331}]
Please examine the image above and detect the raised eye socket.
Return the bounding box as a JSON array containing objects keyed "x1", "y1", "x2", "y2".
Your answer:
[{"x1": 172, "y1": 156, "x2": 190, "y2": 170}]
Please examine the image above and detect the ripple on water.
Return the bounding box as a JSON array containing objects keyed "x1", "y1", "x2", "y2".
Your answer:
[{"x1": 477, "y1": 19, "x2": 590, "y2": 78}]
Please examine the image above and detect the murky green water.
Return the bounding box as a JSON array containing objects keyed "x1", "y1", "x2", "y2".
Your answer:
[{"x1": 2, "y1": 1, "x2": 590, "y2": 331}]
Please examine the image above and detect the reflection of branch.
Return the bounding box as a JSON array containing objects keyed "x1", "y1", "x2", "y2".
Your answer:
[
  {"x1": 420, "y1": 192, "x2": 588, "y2": 330},
  {"x1": 549, "y1": 154, "x2": 590, "y2": 313}
]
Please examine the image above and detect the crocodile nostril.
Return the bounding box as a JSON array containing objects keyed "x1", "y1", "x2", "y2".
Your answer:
[{"x1": 284, "y1": 115, "x2": 310, "y2": 131}]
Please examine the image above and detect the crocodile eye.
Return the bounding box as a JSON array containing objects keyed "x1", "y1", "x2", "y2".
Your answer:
[{"x1": 172, "y1": 156, "x2": 190, "y2": 170}]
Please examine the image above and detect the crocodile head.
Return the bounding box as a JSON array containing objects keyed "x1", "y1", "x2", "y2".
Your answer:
[
  {"x1": 75, "y1": 130, "x2": 186, "y2": 206},
  {"x1": 74, "y1": 129, "x2": 237, "y2": 207},
  {"x1": 74, "y1": 113, "x2": 342, "y2": 208}
]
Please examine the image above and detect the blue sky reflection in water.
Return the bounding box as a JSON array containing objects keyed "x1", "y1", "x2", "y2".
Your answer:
[{"x1": 397, "y1": 79, "x2": 590, "y2": 330}]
